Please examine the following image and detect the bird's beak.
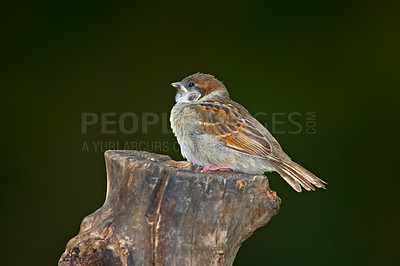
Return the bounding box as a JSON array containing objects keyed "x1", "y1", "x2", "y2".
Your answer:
[{"x1": 171, "y1": 82, "x2": 188, "y2": 92}]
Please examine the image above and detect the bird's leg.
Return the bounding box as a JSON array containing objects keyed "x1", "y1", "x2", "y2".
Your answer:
[{"x1": 200, "y1": 166, "x2": 233, "y2": 172}]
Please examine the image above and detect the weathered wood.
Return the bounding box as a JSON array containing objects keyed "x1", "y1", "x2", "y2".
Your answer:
[{"x1": 59, "y1": 150, "x2": 281, "y2": 265}]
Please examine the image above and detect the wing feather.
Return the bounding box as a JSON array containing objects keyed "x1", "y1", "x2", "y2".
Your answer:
[
  {"x1": 193, "y1": 101, "x2": 275, "y2": 159},
  {"x1": 191, "y1": 100, "x2": 327, "y2": 192}
]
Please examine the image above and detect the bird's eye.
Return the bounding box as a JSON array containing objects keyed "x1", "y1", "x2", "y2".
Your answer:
[{"x1": 188, "y1": 82, "x2": 195, "y2": 88}]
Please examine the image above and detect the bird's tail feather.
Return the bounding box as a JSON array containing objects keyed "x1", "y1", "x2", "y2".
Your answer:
[{"x1": 268, "y1": 159, "x2": 327, "y2": 192}]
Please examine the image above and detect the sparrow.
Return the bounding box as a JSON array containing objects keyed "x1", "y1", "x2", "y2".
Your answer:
[{"x1": 170, "y1": 73, "x2": 327, "y2": 192}]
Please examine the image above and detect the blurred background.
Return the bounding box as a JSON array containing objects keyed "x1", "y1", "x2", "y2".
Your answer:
[{"x1": 1, "y1": 1, "x2": 399, "y2": 265}]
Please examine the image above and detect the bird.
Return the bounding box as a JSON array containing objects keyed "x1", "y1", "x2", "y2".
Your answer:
[{"x1": 170, "y1": 73, "x2": 327, "y2": 192}]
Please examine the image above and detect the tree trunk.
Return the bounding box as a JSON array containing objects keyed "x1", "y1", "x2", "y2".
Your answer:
[{"x1": 59, "y1": 150, "x2": 281, "y2": 265}]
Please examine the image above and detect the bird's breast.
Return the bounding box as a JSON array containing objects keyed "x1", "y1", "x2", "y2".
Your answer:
[{"x1": 170, "y1": 103, "x2": 200, "y2": 159}]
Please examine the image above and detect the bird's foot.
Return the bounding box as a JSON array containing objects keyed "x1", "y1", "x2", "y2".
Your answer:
[{"x1": 200, "y1": 166, "x2": 233, "y2": 172}]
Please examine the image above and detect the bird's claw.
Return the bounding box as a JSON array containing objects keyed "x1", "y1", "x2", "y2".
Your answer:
[{"x1": 200, "y1": 166, "x2": 233, "y2": 172}]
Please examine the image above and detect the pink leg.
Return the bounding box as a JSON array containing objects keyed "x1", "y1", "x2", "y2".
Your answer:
[{"x1": 200, "y1": 166, "x2": 233, "y2": 172}]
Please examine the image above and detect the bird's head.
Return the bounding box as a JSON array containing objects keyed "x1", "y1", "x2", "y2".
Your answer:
[{"x1": 171, "y1": 73, "x2": 229, "y2": 103}]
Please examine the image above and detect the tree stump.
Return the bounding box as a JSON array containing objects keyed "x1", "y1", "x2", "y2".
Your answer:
[{"x1": 59, "y1": 150, "x2": 281, "y2": 265}]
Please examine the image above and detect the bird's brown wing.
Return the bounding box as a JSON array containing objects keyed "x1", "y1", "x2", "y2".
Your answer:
[
  {"x1": 192, "y1": 101, "x2": 327, "y2": 192},
  {"x1": 192, "y1": 101, "x2": 276, "y2": 159}
]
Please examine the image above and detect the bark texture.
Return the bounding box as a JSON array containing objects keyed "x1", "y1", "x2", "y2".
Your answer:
[{"x1": 59, "y1": 150, "x2": 281, "y2": 265}]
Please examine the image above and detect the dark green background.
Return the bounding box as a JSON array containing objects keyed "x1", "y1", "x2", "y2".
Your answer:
[{"x1": 1, "y1": 1, "x2": 398, "y2": 265}]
